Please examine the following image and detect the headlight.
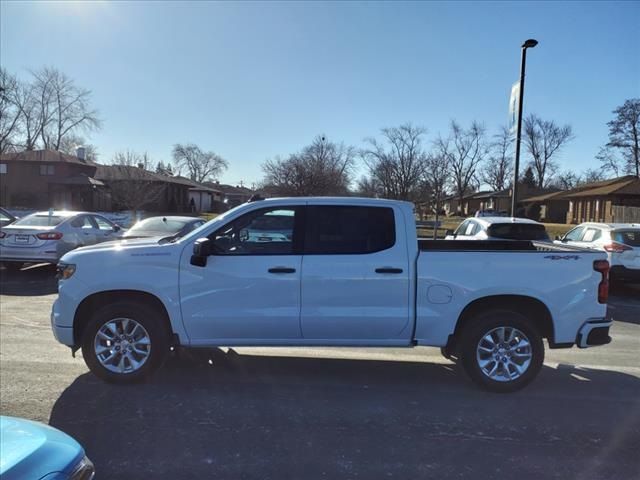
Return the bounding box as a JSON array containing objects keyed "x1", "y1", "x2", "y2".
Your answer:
[
  {"x1": 69, "y1": 455, "x2": 95, "y2": 480},
  {"x1": 56, "y1": 263, "x2": 76, "y2": 280}
]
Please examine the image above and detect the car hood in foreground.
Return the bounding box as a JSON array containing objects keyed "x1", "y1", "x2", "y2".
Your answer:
[
  {"x1": 73, "y1": 236, "x2": 164, "y2": 252},
  {"x1": 0, "y1": 416, "x2": 83, "y2": 480}
]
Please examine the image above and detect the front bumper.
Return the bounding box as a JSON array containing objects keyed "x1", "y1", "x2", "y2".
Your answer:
[
  {"x1": 51, "y1": 298, "x2": 75, "y2": 346},
  {"x1": 576, "y1": 319, "x2": 612, "y2": 348}
]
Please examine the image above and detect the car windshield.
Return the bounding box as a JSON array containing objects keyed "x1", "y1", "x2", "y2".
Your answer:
[
  {"x1": 13, "y1": 214, "x2": 65, "y2": 227},
  {"x1": 126, "y1": 218, "x2": 192, "y2": 235},
  {"x1": 613, "y1": 230, "x2": 640, "y2": 247},
  {"x1": 487, "y1": 223, "x2": 549, "y2": 240}
]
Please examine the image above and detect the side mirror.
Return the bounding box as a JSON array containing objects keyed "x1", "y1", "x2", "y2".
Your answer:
[
  {"x1": 191, "y1": 237, "x2": 211, "y2": 267},
  {"x1": 113, "y1": 224, "x2": 121, "y2": 232},
  {"x1": 555, "y1": 235, "x2": 565, "y2": 241},
  {"x1": 445, "y1": 229, "x2": 455, "y2": 237}
]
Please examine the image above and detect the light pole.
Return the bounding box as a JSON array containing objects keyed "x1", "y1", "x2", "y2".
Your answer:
[{"x1": 511, "y1": 38, "x2": 538, "y2": 217}]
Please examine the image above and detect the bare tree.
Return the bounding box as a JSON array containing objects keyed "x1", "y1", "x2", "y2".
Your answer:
[
  {"x1": 356, "y1": 175, "x2": 382, "y2": 198},
  {"x1": 582, "y1": 168, "x2": 605, "y2": 184},
  {"x1": 437, "y1": 120, "x2": 486, "y2": 213},
  {"x1": 424, "y1": 147, "x2": 450, "y2": 238},
  {"x1": 597, "y1": 146, "x2": 622, "y2": 177},
  {"x1": 58, "y1": 134, "x2": 99, "y2": 162},
  {"x1": 555, "y1": 170, "x2": 581, "y2": 190},
  {"x1": 262, "y1": 136, "x2": 355, "y2": 196},
  {"x1": 108, "y1": 150, "x2": 165, "y2": 212},
  {"x1": 172, "y1": 143, "x2": 228, "y2": 182},
  {"x1": 0, "y1": 68, "x2": 22, "y2": 153},
  {"x1": 481, "y1": 125, "x2": 513, "y2": 191},
  {"x1": 362, "y1": 124, "x2": 428, "y2": 201},
  {"x1": 605, "y1": 98, "x2": 640, "y2": 177},
  {"x1": 523, "y1": 114, "x2": 574, "y2": 188},
  {"x1": 13, "y1": 79, "x2": 44, "y2": 150},
  {"x1": 554, "y1": 168, "x2": 606, "y2": 190},
  {"x1": 31, "y1": 67, "x2": 101, "y2": 150}
]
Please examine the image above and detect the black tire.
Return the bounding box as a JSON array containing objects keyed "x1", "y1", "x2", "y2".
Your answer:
[
  {"x1": 81, "y1": 301, "x2": 170, "y2": 384},
  {"x1": 459, "y1": 309, "x2": 544, "y2": 393}
]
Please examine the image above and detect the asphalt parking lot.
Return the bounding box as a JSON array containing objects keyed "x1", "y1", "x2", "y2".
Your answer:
[{"x1": 1, "y1": 265, "x2": 639, "y2": 479}]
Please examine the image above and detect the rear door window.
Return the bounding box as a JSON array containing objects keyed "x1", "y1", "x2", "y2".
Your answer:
[
  {"x1": 581, "y1": 228, "x2": 602, "y2": 243},
  {"x1": 465, "y1": 221, "x2": 477, "y2": 236},
  {"x1": 71, "y1": 215, "x2": 97, "y2": 230},
  {"x1": 305, "y1": 206, "x2": 395, "y2": 254}
]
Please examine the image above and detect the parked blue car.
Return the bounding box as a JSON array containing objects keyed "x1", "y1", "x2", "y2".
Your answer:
[{"x1": 0, "y1": 416, "x2": 94, "y2": 479}]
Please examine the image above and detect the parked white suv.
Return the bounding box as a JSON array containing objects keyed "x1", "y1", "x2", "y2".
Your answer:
[
  {"x1": 446, "y1": 217, "x2": 550, "y2": 241},
  {"x1": 555, "y1": 222, "x2": 640, "y2": 284}
]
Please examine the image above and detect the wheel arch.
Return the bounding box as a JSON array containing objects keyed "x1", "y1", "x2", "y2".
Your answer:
[
  {"x1": 449, "y1": 294, "x2": 555, "y2": 350},
  {"x1": 73, "y1": 290, "x2": 174, "y2": 347}
]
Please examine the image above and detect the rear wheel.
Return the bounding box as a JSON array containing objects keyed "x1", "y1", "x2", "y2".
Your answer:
[
  {"x1": 459, "y1": 309, "x2": 544, "y2": 393},
  {"x1": 81, "y1": 301, "x2": 170, "y2": 384}
]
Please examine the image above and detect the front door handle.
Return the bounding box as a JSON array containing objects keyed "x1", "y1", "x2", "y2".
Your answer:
[
  {"x1": 375, "y1": 267, "x2": 403, "y2": 274},
  {"x1": 268, "y1": 267, "x2": 296, "y2": 274}
]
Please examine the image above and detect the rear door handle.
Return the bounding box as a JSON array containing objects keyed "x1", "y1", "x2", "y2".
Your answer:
[
  {"x1": 375, "y1": 267, "x2": 403, "y2": 274},
  {"x1": 268, "y1": 267, "x2": 296, "y2": 274}
]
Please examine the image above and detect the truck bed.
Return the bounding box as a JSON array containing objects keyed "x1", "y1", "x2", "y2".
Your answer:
[{"x1": 418, "y1": 239, "x2": 593, "y2": 252}]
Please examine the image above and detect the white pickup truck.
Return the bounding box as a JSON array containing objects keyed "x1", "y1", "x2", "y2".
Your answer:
[{"x1": 51, "y1": 197, "x2": 613, "y2": 392}]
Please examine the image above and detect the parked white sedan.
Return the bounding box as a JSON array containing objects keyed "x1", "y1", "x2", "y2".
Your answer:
[
  {"x1": 0, "y1": 211, "x2": 124, "y2": 269},
  {"x1": 555, "y1": 222, "x2": 640, "y2": 284}
]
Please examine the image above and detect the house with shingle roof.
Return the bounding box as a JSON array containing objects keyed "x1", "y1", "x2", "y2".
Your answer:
[
  {"x1": 521, "y1": 175, "x2": 640, "y2": 223},
  {"x1": 0, "y1": 149, "x2": 110, "y2": 210}
]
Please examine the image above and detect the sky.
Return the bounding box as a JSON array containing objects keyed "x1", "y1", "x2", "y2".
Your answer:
[{"x1": 1, "y1": 0, "x2": 638, "y2": 187}]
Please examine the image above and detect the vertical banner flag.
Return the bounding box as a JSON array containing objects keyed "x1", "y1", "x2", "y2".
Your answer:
[{"x1": 509, "y1": 81, "x2": 520, "y2": 133}]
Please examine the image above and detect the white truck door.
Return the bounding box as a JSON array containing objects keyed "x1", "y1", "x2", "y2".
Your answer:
[
  {"x1": 179, "y1": 206, "x2": 303, "y2": 343},
  {"x1": 300, "y1": 205, "x2": 411, "y2": 341}
]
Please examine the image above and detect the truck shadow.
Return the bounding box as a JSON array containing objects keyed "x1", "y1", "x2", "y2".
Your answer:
[
  {"x1": 49, "y1": 350, "x2": 640, "y2": 479},
  {"x1": 0, "y1": 263, "x2": 57, "y2": 296}
]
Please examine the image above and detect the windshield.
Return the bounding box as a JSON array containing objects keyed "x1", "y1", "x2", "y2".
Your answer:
[
  {"x1": 127, "y1": 218, "x2": 192, "y2": 234},
  {"x1": 13, "y1": 214, "x2": 65, "y2": 227}
]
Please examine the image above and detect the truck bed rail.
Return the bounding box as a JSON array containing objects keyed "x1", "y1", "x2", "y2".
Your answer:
[{"x1": 418, "y1": 239, "x2": 598, "y2": 252}]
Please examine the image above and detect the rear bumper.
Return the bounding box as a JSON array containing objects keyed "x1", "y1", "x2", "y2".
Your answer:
[
  {"x1": 0, "y1": 246, "x2": 59, "y2": 264},
  {"x1": 610, "y1": 265, "x2": 640, "y2": 283},
  {"x1": 576, "y1": 319, "x2": 612, "y2": 348}
]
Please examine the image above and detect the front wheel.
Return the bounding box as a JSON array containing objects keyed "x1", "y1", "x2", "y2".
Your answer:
[
  {"x1": 81, "y1": 301, "x2": 170, "y2": 384},
  {"x1": 459, "y1": 309, "x2": 544, "y2": 393}
]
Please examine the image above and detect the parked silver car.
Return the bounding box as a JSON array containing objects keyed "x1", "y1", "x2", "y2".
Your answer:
[{"x1": 0, "y1": 211, "x2": 124, "y2": 269}]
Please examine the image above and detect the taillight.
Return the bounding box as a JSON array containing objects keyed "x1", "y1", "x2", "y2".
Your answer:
[
  {"x1": 603, "y1": 242, "x2": 632, "y2": 253},
  {"x1": 36, "y1": 232, "x2": 63, "y2": 240},
  {"x1": 593, "y1": 260, "x2": 610, "y2": 304}
]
